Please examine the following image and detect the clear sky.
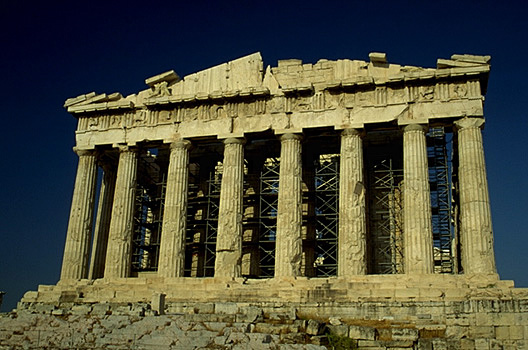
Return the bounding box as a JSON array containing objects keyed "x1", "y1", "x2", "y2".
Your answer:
[{"x1": 1, "y1": 0, "x2": 527, "y2": 311}]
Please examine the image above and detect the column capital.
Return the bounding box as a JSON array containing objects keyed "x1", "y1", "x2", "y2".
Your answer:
[
  {"x1": 223, "y1": 137, "x2": 246, "y2": 145},
  {"x1": 73, "y1": 147, "x2": 95, "y2": 157},
  {"x1": 114, "y1": 144, "x2": 137, "y2": 153},
  {"x1": 454, "y1": 117, "x2": 485, "y2": 131},
  {"x1": 279, "y1": 133, "x2": 303, "y2": 142},
  {"x1": 170, "y1": 139, "x2": 192, "y2": 150},
  {"x1": 341, "y1": 128, "x2": 364, "y2": 137},
  {"x1": 403, "y1": 123, "x2": 428, "y2": 133}
]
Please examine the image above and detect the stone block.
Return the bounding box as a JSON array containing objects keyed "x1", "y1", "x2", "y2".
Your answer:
[
  {"x1": 432, "y1": 339, "x2": 448, "y2": 350},
  {"x1": 194, "y1": 303, "x2": 215, "y2": 314},
  {"x1": 474, "y1": 338, "x2": 490, "y2": 350},
  {"x1": 91, "y1": 303, "x2": 110, "y2": 315},
  {"x1": 446, "y1": 315, "x2": 470, "y2": 326},
  {"x1": 470, "y1": 326, "x2": 495, "y2": 339},
  {"x1": 280, "y1": 332, "x2": 306, "y2": 344},
  {"x1": 309, "y1": 335, "x2": 329, "y2": 346},
  {"x1": 395, "y1": 288, "x2": 420, "y2": 299},
  {"x1": 236, "y1": 306, "x2": 263, "y2": 323},
  {"x1": 489, "y1": 339, "x2": 503, "y2": 350},
  {"x1": 348, "y1": 325, "x2": 376, "y2": 340},
  {"x1": 496, "y1": 326, "x2": 510, "y2": 340},
  {"x1": 306, "y1": 319, "x2": 325, "y2": 336},
  {"x1": 357, "y1": 340, "x2": 379, "y2": 347},
  {"x1": 31, "y1": 304, "x2": 55, "y2": 314},
  {"x1": 151, "y1": 293, "x2": 165, "y2": 315},
  {"x1": 215, "y1": 302, "x2": 238, "y2": 315},
  {"x1": 130, "y1": 304, "x2": 145, "y2": 316},
  {"x1": 377, "y1": 328, "x2": 392, "y2": 341},
  {"x1": 509, "y1": 325, "x2": 524, "y2": 340},
  {"x1": 419, "y1": 324, "x2": 446, "y2": 338},
  {"x1": 328, "y1": 316, "x2": 342, "y2": 325},
  {"x1": 460, "y1": 338, "x2": 475, "y2": 350},
  {"x1": 327, "y1": 324, "x2": 348, "y2": 337},
  {"x1": 253, "y1": 323, "x2": 292, "y2": 335},
  {"x1": 495, "y1": 312, "x2": 516, "y2": 325},
  {"x1": 446, "y1": 325, "x2": 468, "y2": 338},
  {"x1": 51, "y1": 309, "x2": 66, "y2": 316},
  {"x1": 71, "y1": 304, "x2": 92, "y2": 315},
  {"x1": 392, "y1": 327, "x2": 418, "y2": 341}
]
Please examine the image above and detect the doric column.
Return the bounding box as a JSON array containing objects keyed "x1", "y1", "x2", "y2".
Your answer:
[
  {"x1": 338, "y1": 128, "x2": 367, "y2": 276},
  {"x1": 158, "y1": 140, "x2": 191, "y2": 278},
  {"x1": 403, "y1": 124, "x2": 434, "y2": 274},
  {"x1": 88, "y1": 165, "x2": 116, "y2": 279},
  {"x1": 104, "y1": 146, "x2": 138, "y2": 278},
  {"x1": 275, "y1": 133, "x2": 303, "y2": 277},
  {"x1": 60, "y1": 148, "x2": 98, "y2": 280},
  {"x1": 455, "y1": 117, "x2": 496, "y2": 275},
  {"x1": 215, "y1": 138, "x2": 245, "y2": 278}
]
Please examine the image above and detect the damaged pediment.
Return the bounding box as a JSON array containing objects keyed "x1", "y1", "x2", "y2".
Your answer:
[{"x1": 65, "y1": 52, "x2": 491, "y2": 115}]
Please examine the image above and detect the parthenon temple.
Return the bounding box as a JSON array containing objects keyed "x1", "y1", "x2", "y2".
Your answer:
[
  {"x1": 11, "y1": 52, "x2": 528, "y2": 349},
  {"x1": 57, "y1": 52, "x2": 497, "y2": 284}
]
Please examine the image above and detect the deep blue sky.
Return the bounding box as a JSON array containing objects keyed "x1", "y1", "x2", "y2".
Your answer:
[{"x1": 1, "y1": 1, "x2": 527, "y2": 311}]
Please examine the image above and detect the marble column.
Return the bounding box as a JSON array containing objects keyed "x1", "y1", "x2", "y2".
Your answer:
[
  {"x1": 158, "y1": 140, "x2": 192, "y2": 278},
  {"x1": 275, "y1": 133, "x2": 303, "y2": 277},
  {"x1": 455, "y1": 117, "x2": 496, "y2": 275},
  {"x1": 104, "y1": 146, "x2": 138, "y2": 278},
  {"x1": 338, "y1": 128, "x2": 367, "y2": 276},
  {"x1": 88, "y1": 165, "x2": 116, "y2": 279},
  {"x1": 215, "y1": 138, "x2": 245, "y2": 278},
  {"x1": 60, "y1": 148, "x2": 98, "y2": 280},
  {"x1": 403, "y1": 124, "x2": 434, "y2": 274}
]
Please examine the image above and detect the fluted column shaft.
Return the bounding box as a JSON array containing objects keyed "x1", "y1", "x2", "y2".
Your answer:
[
  {"x1": 338, "y1": 129, "x2": 367, "y2": 276},
  {"x1": 275, "y1": 133, "x2": 303, "y2": 277},
  {"x1": 88, "y1": 166, "x2": 116, "y2": 279},
  {"x1": 455, "y1": 117, "x2": 496, "y2": 275},
  {"x1": 60, "y1": 149, "x2": 98, "y2": 280},
  {"x1": 158, "y1": 140, "x2": 191, "y2": 277},
  {"x1": 104, "y1": 146, "x2": 138, "y2": 278},
  {"x1": 215, "y1": 138, "x2": 245, "y2": 278},
  {"x1": 403, "y1": 124, "x2": 434, "y2": 274}
]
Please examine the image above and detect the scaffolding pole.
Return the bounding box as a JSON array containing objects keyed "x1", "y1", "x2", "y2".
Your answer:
[
  {"x1": 427, "y1": 127, "x2": 455, "y2": 273},
  {"x1": 313, "y1": 154, "x2": 339, "y2": 277},
  {"x1": 370, "y1": 158, "x2": 404, "y2": 274}
]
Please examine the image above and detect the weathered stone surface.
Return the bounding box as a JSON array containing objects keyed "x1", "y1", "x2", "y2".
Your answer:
[
  {"x1": 403, "y1": 123, "x2": 434, "y2": 274},
  {"x1": 455, "y1": 117, "x2": 497, "y2": 275},
  {"x1": 60, "y1": 149, "x2": 97, "y2": 280},
  {"x1": 215, "y1": 138, "x2": 246, "y2": 277},
  {"x1": 13, "y1": 52, "x2": 526, "y2": 350},
  {"x1": 158, "y1": 140, "x2": 191, "y2": 277},
  {"x1": 338, "y1": 128, "x2": 367, "y2": 276},
  {"x1": 104, "y1": 146, "x2": 138, "y2": 278},
  {"x1": 215, "y1": 302, "x2": 239, "y2": 315},
  {"x1": 88, "y1": 166, "x2": 115, "y2": 279},
  {"x1": 305, "y1": 319, "x2": 325, "y2": 336},
  {"x1": 392, "y1": 327, "x2": 419, "y2": 341},
  {"x1": 348, "y1": 324, "x2": 376, "y2": 340},
  {"x1": 275, "y1": 133, "x2": 303, "y2": 277}
]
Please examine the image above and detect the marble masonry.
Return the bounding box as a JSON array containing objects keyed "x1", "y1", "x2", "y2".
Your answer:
[{"x1": 3, "y1": 52, "x2": 528, "y2": 349}]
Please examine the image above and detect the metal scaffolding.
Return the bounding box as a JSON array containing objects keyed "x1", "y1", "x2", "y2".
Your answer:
[
  {"x1": 369, "y1": 158, "x2": 404, "y2": 274},
  {"x1": 132, "y1": 151, "x2": 166, "y2": 272},
  {"x1": 427, "y1": 127, "x2": 455, "y2": 273},
  {"x1": 313, "y1": 154, "x2": 339, "y2": 277},
  {"x1": 258, "y1": 157, "x2": 279, "y2": 278},
  {"x1": 185, "y1": 161, "x2": 222, "y2": 277}
]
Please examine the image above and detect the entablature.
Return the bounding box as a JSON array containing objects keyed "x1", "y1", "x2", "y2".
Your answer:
[{"x1": 67, "y1": 52, "x2": 490, "y2": 149}]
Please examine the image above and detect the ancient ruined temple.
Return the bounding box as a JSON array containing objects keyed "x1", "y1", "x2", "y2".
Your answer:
[{"x1": 9, "y1": 53, "x2": 528, "y2": 349}]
